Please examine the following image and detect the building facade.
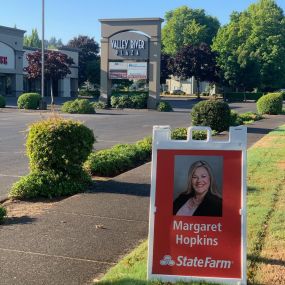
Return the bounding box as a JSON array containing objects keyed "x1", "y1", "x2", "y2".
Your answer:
[
  {"x1": 166, "y1": 75, "x2": 212, "y2": 95},
  {"x1": 0, "y1": 25, "x2": 78, "y2": 98}
]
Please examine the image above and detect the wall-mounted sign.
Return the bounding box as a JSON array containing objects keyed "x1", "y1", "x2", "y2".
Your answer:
[
  {"x1": 0, "y1": 42, "x2": 14, "y2": 69},
  {"x1": 109, "y1": 62, "x2": 147, "y2": 80},
  {"x1": 109, "y1": 31, "x2": 149, "y2": 60},
  {"x1": 148, "y1": 126, "x2": 247, "y2": 285}
]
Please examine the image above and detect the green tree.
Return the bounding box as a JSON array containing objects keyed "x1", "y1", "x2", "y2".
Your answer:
[
  {"x1": 171, "y1": 43, "x2": 220, "y2": 97},
  {"x1": 67, "y1": 35, "x2": 100, "y2": 87},
  {"x1": 162, "y1": 6, "x2": 220, "y2": 55},
  {"x1": 24, "y1": 29, "x2": 42, "y2": 48},
  {"x1": 212, "y1": 0, "x2": 285, "y2": 91},
  {"x1": 86, "y1": 59, "x2": 100, "y2": 86},
  {"x1": 48, "y1": 37, "x2": 63, "y2": 49},
  {"x1": 24, "y1": 50, "x2": 74, "y2": 104}
]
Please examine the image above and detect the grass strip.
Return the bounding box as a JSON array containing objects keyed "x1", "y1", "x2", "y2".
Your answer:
[
  {"x1": 247, "y1": 125, "x2": 285, "y2": 284},
  {"x1": 95, "y1": 125, "x2": 285, "y2": 285}
]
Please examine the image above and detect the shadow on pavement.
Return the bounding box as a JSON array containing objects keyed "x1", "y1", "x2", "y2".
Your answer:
[
  {"x1": 247, "y1": 127, "x2": 275, "y2": 134},
  {"x1": 90, "y1": 180, "x2": 150, "y2": 197},
  {"x1": 2, "y1": 216, "x2": 37, "y2": 225}
]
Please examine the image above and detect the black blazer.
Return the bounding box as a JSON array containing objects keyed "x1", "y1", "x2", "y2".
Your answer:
[{"x1": 173, "y1": 191, "x2": 222, "y2": 216}]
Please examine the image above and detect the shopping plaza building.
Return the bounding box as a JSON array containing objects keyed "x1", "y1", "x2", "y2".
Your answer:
[{"x1": 0, "y1": 25, "x2": 78, "y2": 97}]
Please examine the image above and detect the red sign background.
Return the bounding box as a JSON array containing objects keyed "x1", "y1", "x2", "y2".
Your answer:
[{"x1": 151, "y1": 149, "x2": 242, "y2": 279}]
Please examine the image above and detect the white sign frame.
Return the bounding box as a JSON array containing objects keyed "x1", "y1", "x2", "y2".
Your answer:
[{"x1": 147, "y1": 126, "x2": 247, "y2": 285}]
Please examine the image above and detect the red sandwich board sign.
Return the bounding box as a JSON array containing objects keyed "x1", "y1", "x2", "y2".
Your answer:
[{"x1": 148, "y1": 126, "x2": 247, "y2": 284}]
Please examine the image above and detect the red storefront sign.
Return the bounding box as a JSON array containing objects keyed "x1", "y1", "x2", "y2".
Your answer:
[
  {"x1": 0, "y1": 56, "x2": 8, "y2": 65},
  {"x1": 148, "y1": 126, "x2": 247, "y2": 284}
]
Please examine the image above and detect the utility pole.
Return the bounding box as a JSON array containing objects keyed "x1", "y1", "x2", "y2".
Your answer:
[{"x1": 40, "y1": 0, "x2": 47, "y2": 109}]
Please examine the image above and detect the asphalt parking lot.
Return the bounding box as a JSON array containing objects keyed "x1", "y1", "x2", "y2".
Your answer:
[{"x1": 0, "y1": 97, "x2": 265, "y2": 200}]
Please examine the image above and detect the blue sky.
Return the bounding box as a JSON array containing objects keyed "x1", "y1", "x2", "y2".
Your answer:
[{"x1": 1, "y1": 0, "x2": 285, "y2": 45}]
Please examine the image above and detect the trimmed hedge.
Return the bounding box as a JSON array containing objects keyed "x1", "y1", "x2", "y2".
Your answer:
[
  {"x1": 171, "y1": 127, "x2": 217, "y2": 140},
  {"x1": 191, "y1": 100, "x2": 231, "y2": 132},
  {"x1": 257, "y1": 92, "x2": 283, "y2": 115},
  {"x1": 10, "y1": 170, "x2": 91, "y2": 199},
  {"x1": 84, "y1": 137, "x2": 152, "y2": 177},
  {"x1": 110, "y1": 93, "x2": 148, "y2": 109},
  {"x1": 17, "y1": 93, "x2": 41, "y2": 109},
  {"x1": 0, "y1": 206, "x2": 7, "y2": 223},
  {"x1": 224, "y1": 92, "x2": 264, "y2": 102},
  {"x1": 93, "y1": 101, "x2": 107, "y2": 109},
  {"x1": 10, "y1": 117, "x2": 95, "y2": 199},
  {"x1": 78, "y1": 89, "x2": 100, "y2": 98},
  {"x1": 0, "y1": 95, "x2": 6, "y2": 108},
  {"x1": 157, "y1": 101, "x2": 173, "y2": 112},
  {"x1": 61, "y1": 99, "x2": 95, "y2": 114}
]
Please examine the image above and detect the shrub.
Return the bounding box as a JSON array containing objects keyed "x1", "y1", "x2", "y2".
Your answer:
[
  {"x1": 78, "y1": 89, "x2": 100, "y2": 98},
  {"x1": 110, "y1": 95, "x2": 131, "y2": 108},
  {"x1": 27, "y1": 117, "x2": 95, "y2": 173},
  {"x1": 191, "y1": 100, "x2": 231, "y2": 132},
  {"x1": 10, "y1": 170, "x2": 91, "y2": 199},
  {"x1": 84, "y1": 147, "x2": 134, "y2": 177},
  {"x1": 229, "y1": 110, "x2": 243, "y2": 126},
  {"x1": 130, "y1": 94, "x2": 148, "y2": 109},
  {"x1": 239, "y1": 112, "x2": 263, "y2": 123},
  {"x1": 10, "y1": 117, "x2": 95, "y2": 199},
  {"x1": 61, "y1": 99, "x2": 95, "y2": 114},
  {"x1": 171, "y1": 127, "x2": 217, "y2": 140},
  {"x1": 0, "y1": 206, "x2": 7, "y2": 223},
  {"x1": 157, "y1": 101, "x2": 173, "y2": 112},
  {"x1": 171, "y1": 128, "x2": 188, "y2": 140},
  {"x1": 257, "y1": 93, "x2": 283, "y2": 115},
  {"x1": 110, "y1": 94, "x2": 148, "y2": 109},
  {"x1": 84, "y1": 137, "x2": 152, "y2": 177},
  {"x1": 93, "y1": 101, "x2": 107, "y2": 109},
  {"x1": 0, "y1": 95, "x2": 6, "y2": 108},
  {"x1": 17, "y1": 93, "x2": 41, "y2": 109}
]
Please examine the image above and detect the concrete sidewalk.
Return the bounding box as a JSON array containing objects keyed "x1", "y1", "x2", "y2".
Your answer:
[{"x1": 0, "y1": 114, "x2": 284, "y2": 285}]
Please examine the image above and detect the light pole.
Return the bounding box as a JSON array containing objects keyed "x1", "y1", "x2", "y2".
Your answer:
[{"x1": 40, "y1": 0, "x2": 47, "y2": 109}]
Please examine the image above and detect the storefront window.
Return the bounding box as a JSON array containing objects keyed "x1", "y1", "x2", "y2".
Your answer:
[{"x1": 0, "y1": 74, "x2": 13, "y2": 96}]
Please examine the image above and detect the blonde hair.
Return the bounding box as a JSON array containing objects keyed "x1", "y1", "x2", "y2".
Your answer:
[{"x1": 185, "y1": 160, "x2": 221, "y2": 197}]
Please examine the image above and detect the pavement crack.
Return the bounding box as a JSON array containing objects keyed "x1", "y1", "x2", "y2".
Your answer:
[
  {"x1": 48, "y1": 210, "x2": 148, "y2": 223},
  {"x1": 0, "y1": 248, "x2": 116, "y2": 265}
]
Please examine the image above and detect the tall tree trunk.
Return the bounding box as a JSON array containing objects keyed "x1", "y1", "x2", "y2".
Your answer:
[
  {"x1": 197, "y1": 80, "x2": 200, "y2": 98},
  {"x1": 50, "y1": 80, "x2": 54, "y2": 105}
]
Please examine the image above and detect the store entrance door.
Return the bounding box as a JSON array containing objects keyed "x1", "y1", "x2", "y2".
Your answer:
[{"x1": 0, "y1": 76, "x2": 6, "y2": 95}]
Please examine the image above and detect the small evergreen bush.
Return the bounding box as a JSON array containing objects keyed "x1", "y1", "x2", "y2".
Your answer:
[
  {"x1": 110, "y1": 94, "x2": 148, "y2": 109},
  {"x1": 10, "y1": 117, "x2": 95, "y2": 199},
  {"x1": 10, "y1": 170, "x2": 91, "y2": 199},
  {"x1": 229, "y1": 110, "x2": 243, "y2": 126},
  {"x1": 157, "y1": 101, "x2": 173, "y2": 112},
  {"x1": 191, "y1": 100, "x2": 231, "y2": 132},
  {"x1": 0, "y1": 206, "x2": 7, "y2": 223},
  {"x1": 257, "y1": 93, "x2": 283, "y2": 115},
  {"x1": 93, "y1": 101, "x2": 107, "y2": 109},
  {"x1": 239, "y1": 112, "x2": 263, "y2": 123},
  {"x1": 130, "y1": 94, "x2": 148, "y2": 109},
  {"x1": 84, "y1": 137, "x2": 152, "y2": 177},
  {"x1": 171, "y1": 128, "x2": 217, "y2": 140},
  {"x1": 17, "y1": 93, "x2": 41, "y2": 109},
  {"x1": 61, "y1": 99, "x2": 95, "y2": 114},
  {"x1": 0, "y1": 95, "x2": 6, "y2": 108},
  {"x1": 78, "y1": 89, "x2": 100, "y2": 98}
]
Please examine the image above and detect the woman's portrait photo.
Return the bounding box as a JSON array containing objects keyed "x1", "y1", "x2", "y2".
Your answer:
[{"x1": 173, "y1": 156, "x2": 223, "y2": 217}]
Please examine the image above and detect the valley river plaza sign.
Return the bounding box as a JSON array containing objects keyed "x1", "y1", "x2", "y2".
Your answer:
[
  {"x1": 99, "y1": 18, "x2": 163, "y2": 109},
  {"x1": 148, "y1": 126, "x2": 247, "y2": 284}
]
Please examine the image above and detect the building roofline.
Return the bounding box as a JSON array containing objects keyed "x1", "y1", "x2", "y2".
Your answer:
[{"x1": 99, "y1": 18, "x2": 164, "y2": 23}]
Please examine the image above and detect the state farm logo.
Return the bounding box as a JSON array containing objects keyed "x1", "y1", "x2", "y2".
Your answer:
[
  {"x1": 160, "y1": 255, "x2": 175, "y2": 266},
  {"x1": 160, "y1": 255, "x2": 233, "y2": 269}
]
